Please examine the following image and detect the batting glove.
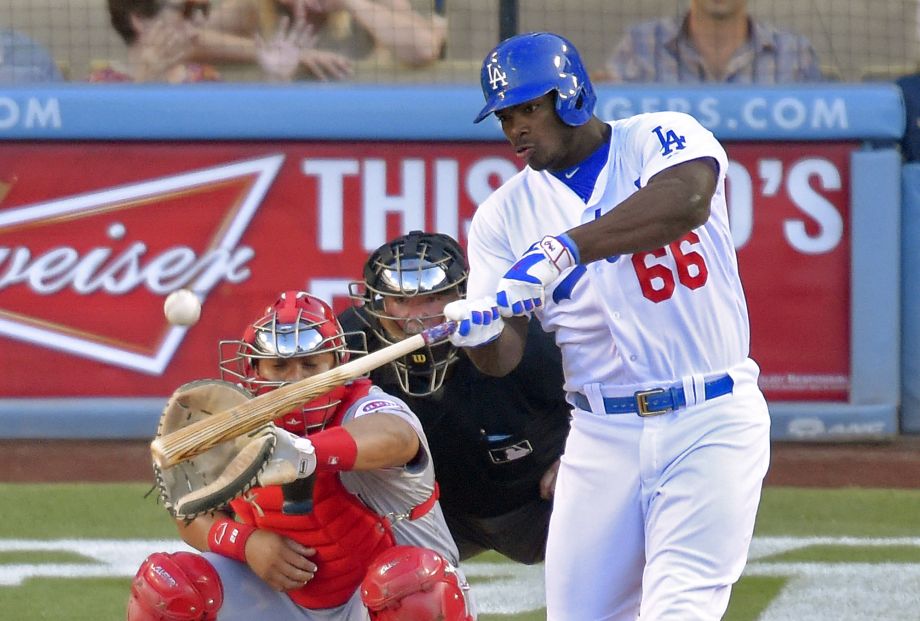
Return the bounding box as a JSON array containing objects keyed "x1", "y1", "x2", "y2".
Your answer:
[
  {"x1": 443, "y1": 297, "x2": 504, "y2": 347},
  {"x1": 258, "y1": 427, "x2": 317, "y2": 487},
  {"x1": 496, "y1": 234, "x2": 580, "y2": 317}
]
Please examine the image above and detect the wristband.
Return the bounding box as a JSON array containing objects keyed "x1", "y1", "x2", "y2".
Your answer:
[
  {"x1": 207, "y1": 518, "x2": 256, "y2": 563},
  {"x1": 556, "y1": 232, "x2": 582, "y2": 265},
  {"x1": 311, "y1": 426, "x2": 358, "y2": 472}
]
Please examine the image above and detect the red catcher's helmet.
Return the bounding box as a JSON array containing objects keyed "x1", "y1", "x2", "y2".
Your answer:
[
  {"x1": 219, "y1": 291, "x2": 366, "y2": 434},
  {"x1": 126, "y1": 551, "x2": 222, "y2": 621},
  {"x1": 361, "y1": 546, "x2": 473, "y2": 621}
]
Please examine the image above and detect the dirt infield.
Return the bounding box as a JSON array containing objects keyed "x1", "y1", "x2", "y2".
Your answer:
[{"x1": 2, "y1": 438, "x2": 919, "y2": 487}]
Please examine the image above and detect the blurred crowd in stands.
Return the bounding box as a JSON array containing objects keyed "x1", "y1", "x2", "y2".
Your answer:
[
  {"x1": 0, "y1": 27, "x2": 63, "y2": 82},
  {"x1": 1, "y1": 0, "x2": 447, "y2": 83},
  {"x1": 0, "y1": 0, "x2": 918, "y2": 159},
  {"x1": 594, "y1": 0, "x2": 822, "y2": 83},
  {"x1": 91, "y1": 0, "x2": 447, "y2": 82}
]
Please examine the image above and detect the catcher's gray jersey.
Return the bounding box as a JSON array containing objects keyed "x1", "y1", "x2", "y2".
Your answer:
[
  {"x1": 339, "y1": 386, "x2": 461, "y2": 564},
  {"x1": 203, "y1": 385, "x2": 474, "y2": 621}
]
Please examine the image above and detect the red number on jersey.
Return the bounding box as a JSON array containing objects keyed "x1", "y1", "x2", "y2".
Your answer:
[
  {"x1": 631, "y1": 246, "x2": 675, "y2": 303},
  {"x1": 632, "y1": 232, "x2": 709, "y2": 302}
]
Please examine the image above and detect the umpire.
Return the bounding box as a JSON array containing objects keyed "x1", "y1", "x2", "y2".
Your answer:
[{"x1": 338, "y1": 230, "x2": 571, "y2": 564}]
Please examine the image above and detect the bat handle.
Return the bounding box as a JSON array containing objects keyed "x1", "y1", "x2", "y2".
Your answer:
[
  {"x1": 422, "y1": 320, "x2": 457, "y2": 345},
  {"x1": 281, "y1": 475, "x2": 316, "y2": 515}
]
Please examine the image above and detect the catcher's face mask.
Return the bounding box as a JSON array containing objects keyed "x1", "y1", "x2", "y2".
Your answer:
[
  {"x1": 348, "y1": 231, "x2": 468, "y2": 397},
  {"x1": 253, "y1": 351, "x2": 337, "y2": 383},
  {"x1": 219, "y1": 290, "x2": 366, "y2": 432}
]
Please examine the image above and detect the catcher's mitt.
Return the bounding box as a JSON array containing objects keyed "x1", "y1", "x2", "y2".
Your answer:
[{"x1": 153, "y1": 380, "x2": 276, "y2": 521}]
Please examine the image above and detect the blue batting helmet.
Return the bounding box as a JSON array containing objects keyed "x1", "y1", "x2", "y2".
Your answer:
[{"x1": 473, "y1": 32, "x2": 596, "y2": 126}]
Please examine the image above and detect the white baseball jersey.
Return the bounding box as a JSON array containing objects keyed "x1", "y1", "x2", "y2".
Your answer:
[
  {"x1": 467, "y1": 111, "x2": 770, "y2": 620},
  {"x1": 466, "y1": 111, "x2": 747, "y2": 391}
]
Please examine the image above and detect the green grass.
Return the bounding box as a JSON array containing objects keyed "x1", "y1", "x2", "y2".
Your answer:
[
  {"x1": 1, "y1": 484, "x2": 918, "y2": 620},
  {"x1": 0, "y1": 550, "x2": 92, "y2": 564},
  {"x1": 724, "y1": 577, "x2": 789, "y2": 621},
  {"x1": 0, "y1": 483, "x2": 176, "y2": 539},
  {"x1": 0, "y1": 578, "x2": 130, "y2": 621},
  {"x1": 753, "y1": 487, "x2": 920, "y2": 537},
  {"x1": 761, "y1": 544, "x2": 920, "y2": 563},
  {"x1": 4, "y1": 483, "x2": 918, "y2": 540}
]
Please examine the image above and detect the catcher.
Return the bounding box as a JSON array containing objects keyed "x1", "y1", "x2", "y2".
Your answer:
[{"x1": 127, "y1": 290, "x2": 475, "y2": 621}]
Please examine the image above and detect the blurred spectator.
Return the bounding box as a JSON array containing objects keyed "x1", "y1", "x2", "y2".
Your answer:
[
  {"x1": 896, "y1": 1, "x2": 920, "y2": 162},
  {"x1": 597, "y1": 0, "x2": 822, "y2": 83},
  {"x1": 898, "y1": 73, "x2": 920, "y2": 161},
  {"x1": 0, "y1": 28, "x2": 63, "y2": 83},
  {"x1": 203, "y1": 0, "x2": 447, "y2": 80},
  {"x1": 93, "y1": 0, "x2": 309, "y2": 83},
  {"x1": 92, "y1": 0, "x2": 222, "y2": 82}
]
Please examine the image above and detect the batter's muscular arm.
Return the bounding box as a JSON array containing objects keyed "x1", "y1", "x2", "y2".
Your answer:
[
  {"x1": 566, "y1": 157, "x2": 718, "y2": 263},
  {"x1": 343, "y1": 412, "x2": 421, "y2": 469},
  {"x1": 462, "y1": 315, "x2": 528, "y2": 377}
]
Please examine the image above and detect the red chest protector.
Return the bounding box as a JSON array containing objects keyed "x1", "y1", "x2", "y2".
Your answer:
[{"x1": 230, "y1": 379, "x2": 435, "y2": 610}]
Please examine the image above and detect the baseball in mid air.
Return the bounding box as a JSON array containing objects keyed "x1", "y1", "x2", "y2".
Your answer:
[{"x1": 164, "y1": 289, "x2": 201, "y2": 326}]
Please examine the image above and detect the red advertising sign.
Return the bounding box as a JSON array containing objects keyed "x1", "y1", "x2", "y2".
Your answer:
[
  {"x1": 0, "y1": 141, "x2": 850, "y2": 400},
  {"x1": 727, "y1": 143, "x2": 851, "y2": 400}
]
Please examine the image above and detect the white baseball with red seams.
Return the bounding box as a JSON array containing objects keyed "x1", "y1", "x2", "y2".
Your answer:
[
  {"x1": 164, "y1": 289, "x2": 201, "y2": 326},
  {"x1": 465, "y1": 111, "x2": 771, "y2": 620}
]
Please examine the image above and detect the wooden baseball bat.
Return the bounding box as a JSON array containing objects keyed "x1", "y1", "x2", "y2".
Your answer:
[{"x1": 150, "y1": 321, "x2": 456, "y2": 469}]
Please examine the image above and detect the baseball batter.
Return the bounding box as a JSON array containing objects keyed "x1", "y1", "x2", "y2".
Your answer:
[
  {"x1": 128, "y1": 291, "x2": 475, "y2": 621},
  {"x1": 444, "y1": 32, "x2": 771, "y2": 620}
]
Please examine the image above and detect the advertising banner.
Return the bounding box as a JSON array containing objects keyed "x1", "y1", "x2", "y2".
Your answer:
[{"x1": 0, "y1": 141, "x2": 852, "y2": 401}]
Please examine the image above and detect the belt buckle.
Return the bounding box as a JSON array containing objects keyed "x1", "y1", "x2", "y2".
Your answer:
[{"x1": 634, "y1": 388, "x2": 669, "y2": 417}]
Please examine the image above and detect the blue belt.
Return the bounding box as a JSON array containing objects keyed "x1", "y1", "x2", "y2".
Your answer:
[{"x1": 571, "y1": 374, "x2": 734, "y2": 416}]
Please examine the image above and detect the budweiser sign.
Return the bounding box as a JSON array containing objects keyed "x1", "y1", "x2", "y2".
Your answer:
[
  {"x1": 0, "y1": 142, "x2": 513, "y2": 398},
  {"x1": 0, "y1": 154, "x2": 283, "y2": 374},
  {"x1": 0, "y1": 140, "x2": 851, "y2": 405}
]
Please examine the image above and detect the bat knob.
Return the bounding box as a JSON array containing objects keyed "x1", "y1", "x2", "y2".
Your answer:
[
  {"x1": 150, "y1": 439, "x2": 167, "y2": 468},
  {"x1": 423, "y1": 321, "x2": 457, "y2": 344}
]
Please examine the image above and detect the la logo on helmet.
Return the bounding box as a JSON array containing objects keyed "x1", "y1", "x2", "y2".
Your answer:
[{"x1": 488, "y1": 62, "x2": 508, "y2": 90}]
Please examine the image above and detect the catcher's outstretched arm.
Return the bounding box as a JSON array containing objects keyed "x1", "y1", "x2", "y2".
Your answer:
[
  {"x1": 341, "y1": 412, "x2": 420, "y2": 470},
  {"x1": 151, "y1": 321, "x2": 455, "y2": 468}
]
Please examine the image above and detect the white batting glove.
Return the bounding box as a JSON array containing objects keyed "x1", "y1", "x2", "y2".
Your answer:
[
  {"x1": 496, "y1": 235, "x2": 579, "y2": 317},
  {"x1": 443, "y1": 297, "x2": 504, "y2": 347},
  {"x1": 258, "y1": 427, "x2": 317, "y2": 487}
]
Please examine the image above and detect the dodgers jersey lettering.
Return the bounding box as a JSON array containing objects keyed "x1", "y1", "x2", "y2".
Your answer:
[{"x1": 466, "y1": 111, "x2": 749, "y2": 390}]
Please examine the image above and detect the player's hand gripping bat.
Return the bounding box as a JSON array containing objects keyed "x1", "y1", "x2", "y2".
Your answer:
[{"x1": 150, "y1": 321, "x2": 456, "y2": 469}]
